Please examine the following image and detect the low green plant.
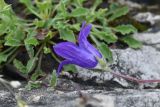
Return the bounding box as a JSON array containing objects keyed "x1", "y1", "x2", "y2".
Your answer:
[{"x1": 0, "y1": 0, "x2": 142, "y2": 89}]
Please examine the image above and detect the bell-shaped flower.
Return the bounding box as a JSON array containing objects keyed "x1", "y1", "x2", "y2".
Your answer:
[{"x1": 53, "y1": 22, "x2": 102, "y2": 75}]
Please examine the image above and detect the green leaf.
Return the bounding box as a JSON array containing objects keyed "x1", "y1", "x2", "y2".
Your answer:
[
  {"x1": 31, "y1": 69, "x2": 45, "y2": 81},
  {"x1": 33, "y1": 19, "x2": 45, "y2": 28},
  {"x1": 59, "y1": 1, "x2": 67, "y2": 12},
  {"x1": 0, "y1": 0, "x2": 12, "y2": 14},
  {"x1": 13, "y1": 59, "x2": 27, "y2": 74},
  {"x1": 53, "y1": 21, "x2": 66, "y2": 29},
  {"x1": 25, "y1": 37, "x2": 39, "y2": 46},
  {"x1": 92, "y1": 30, "x2": 117, "y2": 44},
  {"x1": 71, "y1": 7, "x2": 88, "y2": 17},
  {"x1": 25, "y1": 29, "x2": 39, "y2": 46},
  {"x1": 26, "y1": 57, "x2": 38, "y2": 73},
  {"x1": 35, "y1": 0, "x2": 52, "y2": 12},
  {"x1": 0, "y1": 0, "x2": 7, "y2": 8},
  {"x1": 98, "y1": 43, "x2": 113, "y2": 62},
  {"x1": 43, "y1": 47, "x2": 51, "y2": 54},
  {"x1": 114, "y1": 25, "x2": 137, "y2": 35},
  {"x1": 121, "y1": 36, "x2": 142, "y2": 49},
  {"x1": 92, "y1": 0, "x2": 103, "y2": 10},
  {"x1": 59, "y1": 28, "x2": 76, "y2": 42},
  {"x1": 0, "y1": 53, "x2": 8, "y2": 64},
  {"x1": 108, "y1": 5, "x2": 129, "y2": 21},
  {"x1": 20, "y1": 0, "x2": 41, "y2": 18},
  {"x1": 103, "y1": 33, "x2": 118, "y2": 43},
  {"x1": 67, "y1": 23, "x2": 80, "y2": 31},
  {"x1": 25, "y1": 45, "x2": 35, "y2": 58},
  {"x1": 72, "y1": 0, "x2": 85, "y2": 7},
  {"x1": 4, "y1": 39, "x2": 21, "y2": 46},
  {"x1": 35, "y1": 0, "x2": 53, "y2": 19},
  {"x1": 19, "y1": 0, "x2": 32, "y2": 5},
  {"x1": 0, "y1": 13, "x2": 12, "y2": 24},
  {"x1": 57, "y1": 1, "x2": 68, "y2": 18},
  {"x1": 5, "y1": 28, "x2": 25, "y2": 46},
  {"x1": 1, "y1": 5, "x2": 10, "y2": 12},
  {"x1": 50, "y1": 70, "x2": 57, "y2": 88},
  {"x1": 25, "y1": 81, "x2": 41, "y2": 90},
  {"x1": 96, "y1": 8, "x2": 108, "y2": 19},
  {"x1": 64, "y1": 64, "x2": 77, "y2": 73}
]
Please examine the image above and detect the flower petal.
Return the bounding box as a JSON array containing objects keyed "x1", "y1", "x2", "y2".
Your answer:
[
  {"x1": 79, "y1": 22, "x2": 91, "y2": 41},
  {"x1": 53, "y1": 42, "x2": 98, "y2": 68},
  {"x1": 81, "y1": 21, "x2": 86, "y2": 30},
  {"x1": 78, "y1": 23, "x2": 102, "y2": 58},
  {"x1": 57, "y1": 60, "x2": 74, "y2": 76}
]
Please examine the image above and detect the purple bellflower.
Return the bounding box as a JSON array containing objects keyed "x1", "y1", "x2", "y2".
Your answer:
[
  {"x1": 53, "y1": 22, "x2": 102, "y2": 75},
  {"x1": 53, "y1": 22, "x2": 160, "y2": 84}
]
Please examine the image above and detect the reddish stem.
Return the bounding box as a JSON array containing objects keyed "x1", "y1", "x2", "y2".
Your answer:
[{"x1": 110, "y1": 72, "x2": 160, "y2": 83}]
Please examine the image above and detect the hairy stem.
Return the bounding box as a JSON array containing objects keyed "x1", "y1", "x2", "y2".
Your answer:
[
  {"x1": 50, "y1": 51, "x2": 60, "y2": 63},
  {"x1": 90, "y1": 34, "x2": 100, "y2": 46},
  {"x1": 37, "y1": 51, "x2": 43, "y2": 69},
  {"x1": 105, "y1": 67, "x2": 160, "y2": 84},
  {"x1": 110, "y1": 71, "x2": 160, "y2": 83},
  {"x1": 6, "y1": 47, "x2": 19, "y2": 64},
  {"x1": 1, "y1": 47, "x2": 14, "y2": 54}
]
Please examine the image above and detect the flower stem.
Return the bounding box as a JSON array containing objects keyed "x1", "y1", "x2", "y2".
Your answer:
[
  {"x1": 1, "y1": 47, "x2": 14, "y2": 54},
  {"x1": 110, "y1": 71, "x2": 160, "y2": 83},
  {"x1": 6, "y1": 47, "x2": 19, "y2": 65},
  {"x1": 90, "y1": 34, "x2": 100, "y2": 46},
  {"x1": 50, "y1": 51, "x2": 60, "y2": 63},
  {"x1": 106, "y1": 67, "x2": 160, "y2": 84}
]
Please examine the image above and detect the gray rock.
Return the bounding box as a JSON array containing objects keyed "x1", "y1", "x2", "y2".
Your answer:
[
  {"x1": 1, "y1": 87, "x2": 160, "y2": 107},
  {"x1": 69, "y1": 46, "x2": 160, "y2": 88},
  {"x1": 118, "y1": 0, "x2": 142, "y2": 9},
  {"x1": 133, "y1": 12, "x2": 160, "y2": 25},
  {"x1": 134, "y1": 32, "x2": 160, "y2": 44},
  {"x1": 0, "y1": 90, "x2": 16, "y2": 107},
  {"x1": 134, "y1": 31, "x2": 160, "y2": 49},
  {"x1": 112, "y1": 46, "x2": 160, "y2": 88}
]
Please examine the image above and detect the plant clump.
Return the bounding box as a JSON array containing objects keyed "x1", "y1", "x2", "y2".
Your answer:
[{"x1": 0, "y1": 0, "x2": 142, "y2": 89}]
